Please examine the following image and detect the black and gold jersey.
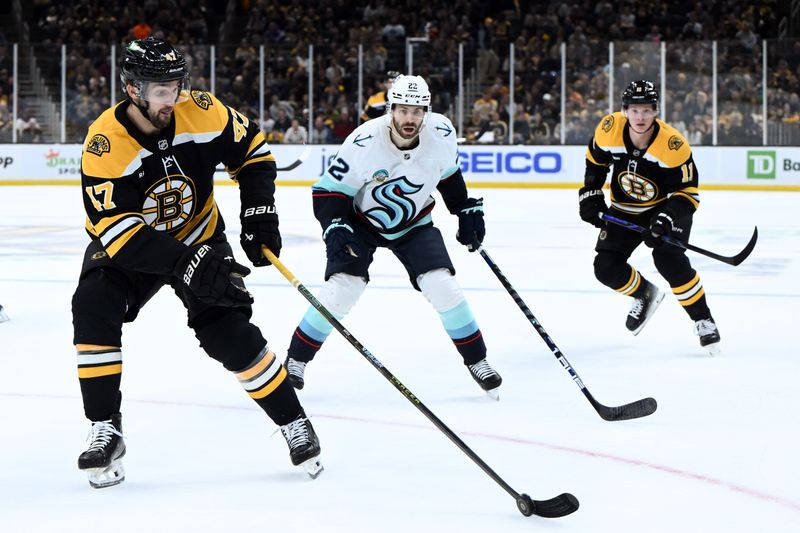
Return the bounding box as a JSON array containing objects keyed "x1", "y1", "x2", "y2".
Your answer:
[
  {"x1": 585, "y1": 111, "x2": 699, "y2": 218},
  {"x1": 80, "y1": 90, "x2": 276, "y2": 275},
  {"x1": 361, "y1": 91, "x2": 388, "y2": 121}
]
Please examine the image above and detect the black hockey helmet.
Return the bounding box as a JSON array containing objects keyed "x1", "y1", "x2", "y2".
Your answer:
[
  {"x1": 621, "y1": 80, "x2": 659, "y2": 109},
  {"x1": 120, "y1": 38, "x2": 190, "y2": 103}
]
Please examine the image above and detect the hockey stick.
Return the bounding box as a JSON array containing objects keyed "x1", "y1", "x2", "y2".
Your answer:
[
  {"x1": 261, "y1": 247, "x2": 579, "y2": 518},
  {"x1": 599, "y1": 212, "x2": 758, "y2": 266},
  {"x1": 478, "y1": 247, "x2": 657, "y2": 422},
  {"x1": 276, "y1": 145, "x2": 313, "y2": 172}
]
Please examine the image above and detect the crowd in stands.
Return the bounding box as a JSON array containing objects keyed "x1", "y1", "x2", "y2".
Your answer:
[
  {"x1": 0, "y1": 37, "x2": 14, "y2": 141},
  {"x1": 8, "y1": 0, "x2": 797, "y2": 146}
]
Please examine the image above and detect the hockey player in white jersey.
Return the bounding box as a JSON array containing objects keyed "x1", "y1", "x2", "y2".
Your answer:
[{"x1": 284, "y1": 75, "x2": 502, "y2": 398}]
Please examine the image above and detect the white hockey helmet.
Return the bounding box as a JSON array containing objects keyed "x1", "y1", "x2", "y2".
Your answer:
[{"x1": 388, "y1": 74, "x2": 431, "y2": 112}]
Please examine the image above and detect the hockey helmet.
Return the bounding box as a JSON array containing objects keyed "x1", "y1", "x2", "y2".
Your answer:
[
  {"x1": 120, "y1": 38, "x2": 190, "y2": 104},
  {"x1": 621, "y1": 80, "x2": 659, "y2": 109},
  {"x1": 388, "y1": 74, "x2": 431, "y2": 112}
]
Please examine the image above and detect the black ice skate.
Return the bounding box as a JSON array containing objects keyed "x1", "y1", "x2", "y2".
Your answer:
[
  {"x1": 285, "y1": 357, "x2": 307, "y2": 390},
  {"x1": 0, "y1": 304, "x2": 8, "y2": 323},
  {"x1": 694, "y1": 318, "x2": 721, "y2": 355},
  {"x1": 78, "y1": 413, "x2": 126, "y2": 489},
  {"x1": 280, "y1": 416, "x2": 322, "y2": 479},
  {"x1": 467, "y1": 359, "x2": 502, "y2": 401},
  {"x1": 626, "y1": 281, "x2": 664, "y2": 335}
]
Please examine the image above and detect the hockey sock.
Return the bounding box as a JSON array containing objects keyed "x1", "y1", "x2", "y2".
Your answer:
[
  {"x1": 671, "y1": 272, "x2": 711, "y2": 320},
  {"x1": 235, "y1": 346, "x2": 304, "y2": 426},
  {"x1": 287, "y1": 306, "x2": 341, "y2": 362},
  {"x1": 614, "y1": 266, "x2": 646, "y2": 296},
  {"x1": 76, "y1": 344, "x2": 122, "y2": 421},
  {"x1": 439, "y1": 301, "x2": 486, "y2": 365}
]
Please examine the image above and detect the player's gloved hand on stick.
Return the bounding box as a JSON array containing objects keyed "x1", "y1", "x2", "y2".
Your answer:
[
  {"x1": 175, "y1": 244, "x2": 253, "y2": 305},
  {"x1": 644, "y1": 209, "x2": 677, "y2": 248},
  {"x1": 240, "y1": 203, "x2": 281, "y2": 266},
  {"x1": 455, "y1": 197, "x2": 485, "y2": 252},
  {"x1": 323, "y1": 218, "x2": 364, "y2": 264},
  {"x1": 578, "y1": 186, "x2": 608, "y2": 228}
]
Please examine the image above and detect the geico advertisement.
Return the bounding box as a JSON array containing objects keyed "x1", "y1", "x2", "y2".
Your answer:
[{"x1": 2, "y1": 144, "x2": 800, "y2": 187}]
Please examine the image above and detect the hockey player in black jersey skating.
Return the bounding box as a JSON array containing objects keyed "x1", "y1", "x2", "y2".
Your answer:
[
  {"x1": 72, "y1": 38, "x2": 322, "y2": 488},
  {"x1": 578, "y1": 80, "x2": 721, "y2": 355}
]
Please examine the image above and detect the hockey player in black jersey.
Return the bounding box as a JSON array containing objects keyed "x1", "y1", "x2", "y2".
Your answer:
[
  {"x1": 72, "y1": 38, "x2": 322, "y2": 488},
  {"x1": 578, "y1": 80, "x2": 720, "y2": 355},
  {"x1": 360, "y1": 70, "x2": 400, "y2": 121}
]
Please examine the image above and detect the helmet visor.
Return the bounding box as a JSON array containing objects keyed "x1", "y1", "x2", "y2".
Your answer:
[{"x1": 134, "y1": 78, "x2": 191, "y2": 106}]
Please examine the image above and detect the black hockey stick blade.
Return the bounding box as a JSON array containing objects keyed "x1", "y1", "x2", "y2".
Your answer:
[
  {"x1": 684, "y1": 225, "x2": 758, "y2": 266},
  {"x1": 600, "y1": 213, "x2": 757, "y2": 266},
  {"x1": 276, "y1": 145, "x2": 313, "y2": 171},
  {"x1": 517, "y1": 492, "x2": 579, "y2": 518},
  {"x1": 588, "y1": 392, "x2": 657, "y2": 421}
]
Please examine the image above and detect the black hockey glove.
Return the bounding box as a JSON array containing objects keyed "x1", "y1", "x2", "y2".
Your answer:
[
  {"x1": 455, "y1": 198, "x2": 485, "y2": 252},
  {"x1": 240, "y1": 203, "x2": 281, "y2": 266},
  {"x1": 644, "y1": 209, "x2": 678, "y2": 248},
  {"x1": 578, "y1": 186, "x2": 608, "y2": 228},
  {"x1": 323, "y1": 218, "x2": 364, "y2": 264},
  {"x1": 175, "y1": 244, "x2": 253, "y2": 306}
]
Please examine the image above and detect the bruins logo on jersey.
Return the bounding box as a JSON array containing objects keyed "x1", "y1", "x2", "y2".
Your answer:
[
  {"x1": 91, "y1": 250, "x2": 108, "y2": 260},
  {"x1": 191, "y1": 90, "x2": 213, "y2": 110},
  {"x1": 668, "y1": 135, "x2": 684, "y2": 151},
  {"x1": 86, "y1": 134, "x2": 111, "y2": 157},
  {"x1": 617, "y1": 172, "x2": 658, "y2": 202},
  {"x1": 141, "y1": 175, "x2": 196, "y2": 231},
  {"x1": 602, "y1": 115, "x2": 614, "y2": 133}
]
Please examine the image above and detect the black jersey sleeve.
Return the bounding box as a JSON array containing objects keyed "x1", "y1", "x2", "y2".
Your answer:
[
  {"x1": 584, "y1": 135, "x2": 612, "y2": 188},
  {"x1": 436, "y1": 168, "x2": 470, "y2": 213},
  {"x1": 214, "y1": 102, "x2": 279, "y2": 206},
  {"x1": 664, "y1": 153, "x2": 701, "y2": 220}
]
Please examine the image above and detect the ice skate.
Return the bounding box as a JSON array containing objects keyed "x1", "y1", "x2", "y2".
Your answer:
[
  {"x1": 0, "y1": 305, "x2": 8, "y2": 323},
  {"x1": 626, "y1": 281, "x2": 664, "y2": 335},
  {"x1": 285, "y1": 357, "x2": 307, "y2": 390},
  {"x1": 78, "y1": 413, "x2": 126, "y2": 489},
  {"x1": 694, "y1": 318, "x2": 721, "y2": 356},
  {"x1": 280, "y1": 416, "x2": 322, "y2": 479},
  {"x1": 467, "y1": 359, "x2": 502, "y2": 400}
]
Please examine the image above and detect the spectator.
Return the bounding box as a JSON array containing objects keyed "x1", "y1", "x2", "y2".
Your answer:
[
  {"x1": 16, "y1": 113, "x2": 43, "y2": 142},
  {"x1": 284, "y1": 118, "x2": 308, "y2": 144},
  {"x1": 310, "y1": 116, "x2": 333, "y2": 144}
]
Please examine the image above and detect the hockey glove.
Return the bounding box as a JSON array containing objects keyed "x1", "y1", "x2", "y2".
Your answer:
[
  {"x1": 455, "y1": 198, "x2": 485, "y2": 252},
  {"x1": 175, "y1": 244, "x2": 253, "y2": 306},
  {"x1": 644, "y1": 210, "x2": 678, "y2": 248},
  {"x1": 323, "y1": 218, "x2": 364, "y2": 264},
  {"x1": 578, "y1": 186, "x2": 608, "y2": 229},
  {"x1": 240, "y1": 203, "x2": 281, "y2": 266}
]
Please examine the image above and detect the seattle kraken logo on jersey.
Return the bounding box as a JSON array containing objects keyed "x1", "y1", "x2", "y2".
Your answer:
[{"x1": 364, "y1": 177, "x2": 423, "y2": 231}]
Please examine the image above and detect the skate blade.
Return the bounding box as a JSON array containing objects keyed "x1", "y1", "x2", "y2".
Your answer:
[
  {"x1": 485, "y1": 387, "x2": 500, "y2": 401},
  {"x1": 300, "y1": 456, "x2": 323, "y2": 479},
  {"x1": 86, "y1": 461, "x2": 125, "y2": 489},
  {"x1": 705, "y1": 342, "x2": 721, "y2": 356}
]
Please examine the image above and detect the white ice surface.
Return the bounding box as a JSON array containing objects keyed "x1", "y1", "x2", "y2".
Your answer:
[{"x1": 0, "y1": 185, "x2": 798, "y2": 532}]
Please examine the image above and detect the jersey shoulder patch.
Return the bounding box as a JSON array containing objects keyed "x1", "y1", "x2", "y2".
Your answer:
[
  {"x1": 174, "y1": 91, "x2": 229, "y2": 137},
  {"x1": 81, "y1": 106, "x2": 144, "y2": 179},
  {"x1": 593, "y1": 112, "x2": 625, "y2": 149},
  {"x1": 347, "y1": 120, "x2": 381, "y2": 148},
  {"x1": 428, "y1": 113, "x2": 455, "y2": 139},
  {"x1": 648, "y1": 119, "x2": 692, "y2": 167}
]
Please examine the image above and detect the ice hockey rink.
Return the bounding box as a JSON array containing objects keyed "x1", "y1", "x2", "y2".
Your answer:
[{"x1": 0, "y1": 184, "x2": 798, "y2": 532}]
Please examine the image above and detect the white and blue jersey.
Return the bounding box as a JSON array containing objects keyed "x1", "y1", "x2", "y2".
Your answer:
[{"x1": 313, "y1": 112, "x2": 460, "y2": 240}]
